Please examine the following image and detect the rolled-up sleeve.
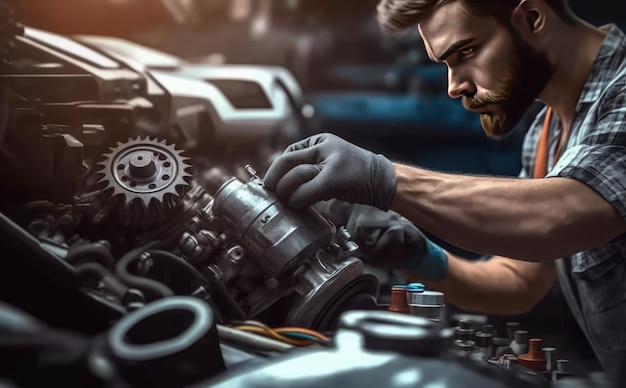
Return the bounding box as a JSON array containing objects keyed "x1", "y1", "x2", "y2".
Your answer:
[{"x1": 547, "y1": 85, "x2": 626, "y2": 221}]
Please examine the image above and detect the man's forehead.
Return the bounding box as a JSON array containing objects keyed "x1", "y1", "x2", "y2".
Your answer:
[{"x1": 418, "y1": 1, "x2": 497, "y2": 61}]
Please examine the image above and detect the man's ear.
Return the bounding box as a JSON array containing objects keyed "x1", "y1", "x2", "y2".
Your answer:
[{"x1": 510, "y1": 0, "x2": 549, "y2": 38}]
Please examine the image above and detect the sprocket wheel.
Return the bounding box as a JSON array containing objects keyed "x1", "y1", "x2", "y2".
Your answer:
[{"x1": 97, "y1": 137, "x2": 193, "y2": 227}]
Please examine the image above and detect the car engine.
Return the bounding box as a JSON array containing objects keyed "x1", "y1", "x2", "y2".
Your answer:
[
  {"x1": 0, "y1": 8, "x2": 378, "y2": 332},
  {"x1": 0, "y1": 3, "x2": 615, "y2": 388}
]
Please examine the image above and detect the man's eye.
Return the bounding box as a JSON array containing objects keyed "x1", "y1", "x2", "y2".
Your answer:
[{"x1": 460, "y1": 47, "x2": 475, "y2": 56}]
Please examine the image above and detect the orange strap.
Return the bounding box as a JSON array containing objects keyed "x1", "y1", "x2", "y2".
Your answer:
[{"x1": 532, "y1": 107, "x2": 553, "y2": 179}]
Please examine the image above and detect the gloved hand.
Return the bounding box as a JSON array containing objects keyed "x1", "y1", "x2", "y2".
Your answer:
[
  {"x1": 314, "y1": 200, "x2": 449, "y2": 282},
  {"x1": 263, "y1": 133, "x2": 397, "y2": 210}
]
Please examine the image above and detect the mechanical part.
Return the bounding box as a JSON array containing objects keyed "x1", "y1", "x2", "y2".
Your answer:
[
  {"x1": 543, "y1": 347, "x2": 557, "y2": 374},
  {"x1": 204, "y1": 307, "x2": 547, "y2": 388},
  {"x1": 97, "y1": 137, "x2": 193, "y2": 227},
  {"x1": 335, "y1": 226, "x2": 359, "y2": 254},
  {"x1": 517, "y1": 338, "x2": 547, "y2": 372},
  {"x1": 339, "y1": 310, "x2": 455, "y2": 357},
  {"x1": 408, "y1": 288, "x2": 445, "y2": 322},
  {"x1": 510, "y1": 330, "x2": 529, "y2": 355},
  {"x1": 114, "y1": 243, "x2": 175, "y2": 301},
  {"x1": 506, "y1": 322, "x2": 521, "y2": 340},
  {"x1": 454, "y1": 339, "x2": 477, "y2": 357},
  {"x1": 286, "y1": 255, "x2": 378, "y2": 331},
  {"x1": 106, "y1": 296, "x2": 225, "y2": 388},
  {"x1": 470, "y1": 332, "x2": 494, "y2": 361},
  {"x1": 482, "y1": 324, "x2": 497, "y2": 337},
  {"x1": 2, "y1": 10, "x2": 374, "y2": 333},
  {"x1": 388, "y1": 284, "x2": 410, "y2": 314},
  {"x1": 212, "y1": 176, "x2": 335, "y2": 279},
  {"x1": 554, "y1": 359, "x2": 572, "y2": 380},
  {"x1": 455, "y1": 319, "x2": 475, "y2": 341}
]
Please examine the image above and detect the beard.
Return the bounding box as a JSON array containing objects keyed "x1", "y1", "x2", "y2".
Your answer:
[{"x1": 463, "y1": 33, "x2": 554, "y2": 138}]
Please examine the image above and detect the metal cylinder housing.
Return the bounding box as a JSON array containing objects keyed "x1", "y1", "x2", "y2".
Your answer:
[{"x1": 212, "y1": 177, "x2": 336, "y2": 278}]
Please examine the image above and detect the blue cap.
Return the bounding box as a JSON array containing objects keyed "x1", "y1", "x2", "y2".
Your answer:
[{"x1": 406, "y1": 283, "x2": 425, "y2": 293}]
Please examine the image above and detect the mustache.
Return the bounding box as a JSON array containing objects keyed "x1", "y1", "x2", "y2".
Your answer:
[{"x1": 463, "y1": 94, "x2": 507, "y2": 110}]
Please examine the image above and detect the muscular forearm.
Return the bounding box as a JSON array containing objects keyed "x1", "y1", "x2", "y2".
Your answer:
[
  {"x1": 390, "y1": 163, "x2": 625, "y2": 261},
  {"x1": 402, "y1": 253, "x2": 556, "y2": 315}
]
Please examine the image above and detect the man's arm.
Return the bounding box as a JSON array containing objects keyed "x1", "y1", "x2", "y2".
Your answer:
[
  {"x1": 402, "y1": 253, "x2": 557, "y2": 315},
  {"x1": 391, "y1": 164, "x2": 626, "y2": 262}
]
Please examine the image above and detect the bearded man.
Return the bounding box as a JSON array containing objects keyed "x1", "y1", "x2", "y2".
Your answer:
[{"x1": 263, "y1": 0, "x2": 626, "y2": 382}]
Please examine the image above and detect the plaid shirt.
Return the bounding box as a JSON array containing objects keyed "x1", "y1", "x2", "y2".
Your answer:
[
  {"x1": 519, "y1": 23, "x2": 626, "y2": 273},
  {"x1": 518, "y1": 24, "x2": 626, "y2": 380}
]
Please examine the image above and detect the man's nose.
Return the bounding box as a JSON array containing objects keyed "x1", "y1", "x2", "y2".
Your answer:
[{"x1": 447, "y1": 68, "x2": 474, "y2": 99}]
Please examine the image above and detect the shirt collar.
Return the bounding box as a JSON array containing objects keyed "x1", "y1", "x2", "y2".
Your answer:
[{"x1": 577, "y1": 24, "x2": 626, "y2": 108}]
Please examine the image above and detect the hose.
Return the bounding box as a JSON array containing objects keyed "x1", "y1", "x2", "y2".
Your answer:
[
  {"x1": 145, "y1": 249, "x2": 247, "y2": 321},
  {"x1": 199, "y1": 266, "x2": 248, "y2": 322},
  {"x1": 114, "y1": 242, "x2": 174, "y2": 301},
  {"x1": 66, "y1": 241, "x2": 115, "y2": 269},
  {"x1": 75, "y1": 262, "x2": 128, "y2": 297}
]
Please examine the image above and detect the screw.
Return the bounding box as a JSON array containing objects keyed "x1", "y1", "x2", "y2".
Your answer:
[{"x1": 244, "y1": 165, "x2": 259, "y2": 180}]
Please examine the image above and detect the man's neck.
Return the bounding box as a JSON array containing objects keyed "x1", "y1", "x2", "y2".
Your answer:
[{"x1": 539, "y1": 22, "x2": 607, "y2": 131}]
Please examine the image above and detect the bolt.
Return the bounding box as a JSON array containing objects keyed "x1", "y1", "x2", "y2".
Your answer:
[
  {"x1": 543, "y1": 347, "x2": 556, "y2": 372},
  {"x1": 179, "y1": 232, "x2": 198, "y2": 252},
  {"x1": 191, "y1": 286, "x2": 210, "y2": 301},
  {"x1": 122, "y1": 288, "x2": 145, "y2": 311},
  {"x1": 228, "y1": 246, "x2": 244, "y2": 263},
  {"x1": 244, "y1": 165, "x2": 259, "y2": 180},
  {"x1": 261, "y1": 214, "x2": 271, "y2": 223},
  {"x1": 136, "y1": 252, "x2": 153, "y2": 274}
]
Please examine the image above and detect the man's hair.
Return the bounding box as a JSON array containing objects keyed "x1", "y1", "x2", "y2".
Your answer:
[{"x1": 377, "y1": 0, "x2": 576, "y2": 34}]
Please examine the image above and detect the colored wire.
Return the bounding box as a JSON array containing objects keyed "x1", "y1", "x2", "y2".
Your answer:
[
  {"x1": 228, "y1": 320, "x2": 331, "y2": 346},
  {"x1": 273, "y1": 327, "x2": 330, "y2": 342},
  {"x1": 235, "y1": 320, "x2": 330, "y2": 341},
  {"x1": 231, "y1": 325, "x2": 314, "y2": 346},
  {"x1": 279, "y1": 331, "x2": 331, "y2": 346}
]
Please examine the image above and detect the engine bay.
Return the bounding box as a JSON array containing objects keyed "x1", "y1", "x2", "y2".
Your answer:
[{"x1": 0, "y1": 3, "x2": 612, "y2": 388}]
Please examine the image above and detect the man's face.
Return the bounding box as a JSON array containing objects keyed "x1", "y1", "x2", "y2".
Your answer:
[{"x1": 419, "y1": 1, "x2": 553, "y2": 138}]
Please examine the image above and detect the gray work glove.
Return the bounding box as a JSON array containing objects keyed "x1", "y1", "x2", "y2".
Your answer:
[
  {"x1": 263, "y1": 133, "x2": 397, "y2": 210},
  {"x1": 315, "y1": 200, "x2": 448, "y2": 281}
]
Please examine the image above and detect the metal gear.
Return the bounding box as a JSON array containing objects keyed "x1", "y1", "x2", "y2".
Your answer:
[{"x1": 97, "y1": 137, "x2": 194, "y2": 227}]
